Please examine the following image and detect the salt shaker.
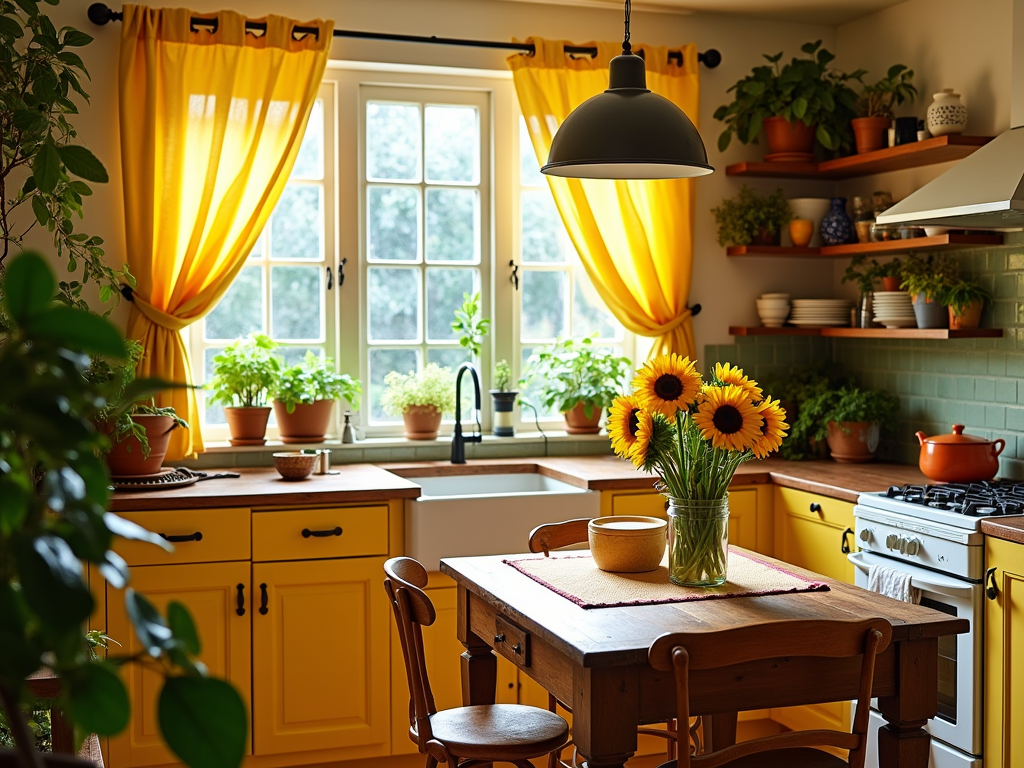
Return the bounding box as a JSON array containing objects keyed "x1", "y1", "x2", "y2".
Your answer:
[{"x1": 315, "y1": 449, "x2": 331, "y2": 475}]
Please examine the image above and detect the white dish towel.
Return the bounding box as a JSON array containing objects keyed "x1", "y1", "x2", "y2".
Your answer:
[{"x1": 867, "y1": 563, "x2": 922, "y2": 604}]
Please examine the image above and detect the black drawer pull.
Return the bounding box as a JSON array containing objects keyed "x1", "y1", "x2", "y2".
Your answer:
[
  {"x1": 302, "y1": 526, "x2": 342, "y2": 538},
  {"x1": 236, "y1": 584, "x2": 245, "y2": 616},
  {"x1": 986, "y1": 567, "x2": 999, "y2": 601},
  {"x1": 259, "y1": 583, "x2": 269, "y2": 615},
  {"x1": 809, "y1": 503, "x2": 822, "y2": 515},
  {"x1": 159, "y1": 531, "x2": 203, "y2": 543}
]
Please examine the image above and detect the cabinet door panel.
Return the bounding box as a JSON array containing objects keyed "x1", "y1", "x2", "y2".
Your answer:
[
  {"x1": 107, "y1": 562, "x2": 252, "y2": 768},
  {"x1": 985, "y1": 537, "x2": 1024, "y2": 768},
  {"x1": 252, "y1": 557, "x2": 389, "y2": 757}
]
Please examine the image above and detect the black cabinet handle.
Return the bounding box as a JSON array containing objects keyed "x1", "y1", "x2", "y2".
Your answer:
[
  {"x1": 986, "y1": 567, "x2": 999, "y2": 601},
  {"x1": 809, "y1": 503, "x2": 823, "y2": 515},
  {"x1": 841, "y1": 527, "x2": 854, "y2": 555},
  {"x1": 494, "y1": 633, "x2": 505, "y2": 644},
  {"x1": 302, "y1": 527, "x2": 343, "y2": 538},
  {"x1": 338, "y1": 257, "x2": 347, "y2": 286},
  {"x1": 259, "y1": 583, "x2": 269, "y2": 615},
  {"x1": 158, "y1": 531, "x2": 203, "y2": 543},
  {"x1": 236, "y1": 584, "x2": 245, "y2": 616},
  {"x1": 326, "y1": 265, "x2": 333, "y2": 290}
]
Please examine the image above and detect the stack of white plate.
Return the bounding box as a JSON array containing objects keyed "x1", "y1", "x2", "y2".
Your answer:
[
  {"x1": 789, "y1": 299, "x2": 852, "y2": 327},
  {"x1": 756, "y1": 293, "x2": 791, "y2": 327},
  {"x1": 872, "y1": 291, "x2": 917, "y2": 328}
]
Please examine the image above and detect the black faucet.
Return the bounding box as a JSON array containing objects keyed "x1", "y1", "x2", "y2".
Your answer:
[{"x1": 451, "y1": 362, "x2": 482, "y2": 464}]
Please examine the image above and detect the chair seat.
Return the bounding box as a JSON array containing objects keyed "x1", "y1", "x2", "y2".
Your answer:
[
  {"x1": 429, "y1": 704, "x2": 570, "y2": 760},
  {"x1": 657, "y1": 747, "x2": 849, "y2": 768}
]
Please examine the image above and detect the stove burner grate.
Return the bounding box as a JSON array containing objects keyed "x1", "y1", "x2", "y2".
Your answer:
[{"x1": 883, "y1": 480, "x2": 1024, "y2": 516}]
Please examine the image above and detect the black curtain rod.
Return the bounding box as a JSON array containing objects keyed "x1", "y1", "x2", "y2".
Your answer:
[{"x1": 86, "y1": 3, "x2": 721, "y2": 68}]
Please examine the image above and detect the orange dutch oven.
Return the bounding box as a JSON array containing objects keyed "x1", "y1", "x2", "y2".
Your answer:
[{"x1": 915, "y1": 424, "x2": 1006, "y2": 483}]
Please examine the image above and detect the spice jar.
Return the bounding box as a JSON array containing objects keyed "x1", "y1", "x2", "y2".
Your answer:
[{"x1": 852, "y1": 195, "x2": 874, "y2": 244}]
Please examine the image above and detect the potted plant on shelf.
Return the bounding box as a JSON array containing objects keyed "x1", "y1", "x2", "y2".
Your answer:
[
  {"x1": 207, "y1": 333, "x2": 282, "y2": 446},
  {"x1": 490, "y1": 359, "x2": 518, "y2": 437},
  {"x1": 877, "y1": 258, "x2": 903, "y2": 291},
  {"x1": 943, "y1": 279, "x2": 991, "y2": 330},
  {"x1": 852, "y1": 64, "x2": 917, "y2": 153},
  {"x1": 519, "y1": 335, "x2": 631, "y2": 434},
  {"x1": 272, "y1": 351, "x2": 361, "y2": 443},
  {"x1": 382, "y1": 363, "x2": 457, "y2": 440},
  {"x1": 712, "y1": 186, "x2": 793, "y2": 247},
  {"x1": 901, "y1": 253, "x2": 959, "y2": 329},
  {"x1": 795, "y1": 385, "x2": 899, "y2": 463},
  {"x1": 714, "y1": 40, "x2": 863, "y2": 160}
]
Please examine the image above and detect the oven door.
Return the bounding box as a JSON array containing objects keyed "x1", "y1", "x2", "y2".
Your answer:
[{"x1": 849, "y1": 550, "x2": 982, "y2": 758}]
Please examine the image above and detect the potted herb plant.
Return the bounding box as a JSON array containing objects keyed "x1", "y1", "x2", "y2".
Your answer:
[
  {"x1": 877, "y1": 258, "x2": 903, "y2": 291},
  {"x1": 901, "y1": 253, "x2": 959, "y2": 329},
  {"x1": 519, "y1": 335, "x2": 631, "y2": 434},
  {"x1": 712, "y1": 186, "x2": 793, "y2": 247},
  {"x1": 714, "y1": 40, "x2": 863, "y2": 160},
  {"x1": 207, "y1": 333, "x2": 282, "y2": 446},
  {"x1": 852, "y1": 64, "x2": 917, "y2": 153},
  {"x1": 490, "y1": 359, "x2": 517, "y2": 437},
  {"x1": 943, "y1": 279, "x2": 991, "y2": 330},
  {"x1": 381, "y1": 363, "x2": 457, "y2": 440},
  {"x1": 451, "y1": 291, "x2": 490, "y2": 359},
  {"x1": 795, "y1": 385, "x2": 899, "y2": 463},
  {"x1": 272, "y1": 351, "x2": 361, "y2": 443}
]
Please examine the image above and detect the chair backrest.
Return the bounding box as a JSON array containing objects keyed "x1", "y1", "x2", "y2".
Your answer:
[
  {"x1": 384, "y1": 557, "x2": 439, "y2": 749},
  {"x1": 527, "y1": 518, "x2": 593, "y2": 556},
  {"x1": 648, "y1": 617, "x2": 892, "y2": 768}
]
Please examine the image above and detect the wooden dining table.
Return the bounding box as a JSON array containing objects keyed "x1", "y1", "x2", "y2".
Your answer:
[{"x1": 440, "y1": 548, "x2": 969, "y2": 768}]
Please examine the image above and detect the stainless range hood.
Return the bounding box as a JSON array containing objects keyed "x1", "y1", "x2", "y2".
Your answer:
[{"x1": 875, "y1": 126, "x2": 1024, "y2": 229}]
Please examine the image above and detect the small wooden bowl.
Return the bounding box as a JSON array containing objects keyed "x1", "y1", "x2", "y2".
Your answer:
[
  {"x1": 588, "y1": 516, "x2": 667, "y2": 573},
  {"x1": 272, "y1": 452, "x2": 317, "y2": 480}
]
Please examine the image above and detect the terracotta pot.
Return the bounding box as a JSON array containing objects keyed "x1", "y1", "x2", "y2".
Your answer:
[
  {"x1": 224, "y1": 406, "x2": 272, "y2": 446},
  {"x1": 105, "y1": 414, "x2": 176, "y2": 476},
  {"x1": 851, "y1": 116, "x2": 891, "y2": 154},
  {"x1": 403, "y1": 404, "x2": 443, "y2": 440},
  {"x1": 880, "y1": 276, "x2": 901, "y2": 292},
  {"x1": 750, "y1": 226, "x2": 781, "y2": 246},
  {"x1": 949, "y1": 300, "x2": 984, "y2": 330},
  {"x1": 825, "y1": 421, "x2": 880, "y2": 464},
  {"x1": 762, "y1": 116, "x2": 815, "y2": 161},
  {"x1": 273, "y1": 399, "x2": 334, "y2": 444},
  {"x1": 563, "y1": 402, "x2": 602, "y2": 435},
  {"x1": 916, "y1": 424, "x2": 1005, "y2": 483}
]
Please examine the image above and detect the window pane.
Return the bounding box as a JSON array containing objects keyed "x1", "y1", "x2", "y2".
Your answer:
[
  {"x1": 521, "y1": 190, "x2": 564, "y2": 263},
  {"x1": 368, "y1": 267, "x2": 421, "y2": 341},
  {"x1": 271, "y1": 266, "x2": 322, "y2": 340},
  {"x1": 572, "y1": 265, "x2": 620, "y2": 339},
  {"x1": 426, "y1": 267, "x2": 476, "y2": 342},
  {"x1": 203, "y1": 348, "x2": 225, "y2": 426},
  {"x1": 521, "y1": 270, "x2": 567, "y2": 341},
  {"x1": 277, "y1": 346, "x2": 321, "y2": 366},
  {"x1": 369, "y1": 348, "x2": 419, "y2": 422},
  {"x1": 249, "y1": 232, "x2": 263, "y2": 259},
  {"x1": 520, "y1": 346, "x2": 559, "y2": 419},
  {"x1": 520, "y1": 119, "x2": 545, "y2": 187},
  {"x1": 426, "y1": 188, "x2": 478, "y2": 263},
  {"x1": 270, "y1": 186, "x2": 322, "y2": 260},
  {"x1": 428, "y1": 348, "x2": 474, "y2": 417},
  {"x1": 367, "y1": 102, "x2": 421, "y2": 182},
  {"x1": 206, "y1": 266, "x2": 263, "y2": 340},
  {"x1": 425, "y1": 105, "x2": 478, "y2": 184},
  {"x1": 291, "y1": 100, "x2": 323, "y2": 180},
  {"x1": 368, "y1": 186, "x2": 420, "y2": 262}
]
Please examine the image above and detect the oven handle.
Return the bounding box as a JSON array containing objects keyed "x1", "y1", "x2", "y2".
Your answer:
[{"x1": 847, "y1": 552, "x2": 976, "y2": 599}]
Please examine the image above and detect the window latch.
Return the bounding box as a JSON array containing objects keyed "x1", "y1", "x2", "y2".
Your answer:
[
  {"x1": 339, "y1": 257, "x2": 347, "y2": 287},
  {"x1": 326, "y1": 265, "x2": 333, "y2": 290},
  {"x1": 510, "y1": 260, "x2": 519, "y2": 290}
]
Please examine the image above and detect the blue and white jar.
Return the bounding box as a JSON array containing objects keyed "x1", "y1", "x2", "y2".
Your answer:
[{"x1": 820, "y1": 197, "x2": 854, "y2": 246}]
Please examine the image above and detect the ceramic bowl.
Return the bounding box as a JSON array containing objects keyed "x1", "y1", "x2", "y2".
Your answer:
[
  {"x1": 588, "y1": 516, "x2": 667, "y2": 573},
  {"x1": 272, "y1": 451, "x2": 318, "y2": 480},
  {"x1": 761, "y1": 293, "x2": 790, "y2": 300}
]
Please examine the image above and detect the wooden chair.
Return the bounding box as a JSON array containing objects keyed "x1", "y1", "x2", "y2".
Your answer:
[
  {"x1": 384, "y1": 557, "x2": 569, "y2": 768},
  {"x1": 527, "y1": 519, "x2": 681, "y2": 768},
  {"x1": 647, "y1": 617, "x2": 893, "y2": 768}
]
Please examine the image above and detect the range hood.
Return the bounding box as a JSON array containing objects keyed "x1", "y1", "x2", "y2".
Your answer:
[{"x1": 875, "y1": 126, "x2": 1024, "y2": 229}]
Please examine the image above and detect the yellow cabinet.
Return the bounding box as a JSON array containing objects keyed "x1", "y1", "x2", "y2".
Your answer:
[{"x1": 985, "y1": 536, "x2": 1024, "y2": 768}]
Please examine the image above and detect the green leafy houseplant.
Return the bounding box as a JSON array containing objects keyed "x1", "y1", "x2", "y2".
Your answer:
[
  {"x1": 207, "y1": 334, "x2": 281, "y2": 408},
  {"x1": 794, "y1": 384, "x2": 899, "y2": 462},
  {"x1": 450, "y1": 292, "x2": 490, "y2": 358},
  {"x1": 841, "y1": 254, "x2": 892, "y2": 295},
  {"x1": 0, "y1": 252, "x2": 246, "y2": 768},
  {"x1": 942, "y1": 279, "x2": 991, "y2": 315},
  {"x1": 856, "y1": 64, "x2": 917, "y2": 118},
  {"x1": 761, "y1": 364, "x2": 855, "y2": 460},
  {"x1": 711, "y1": 186, "x2": 792, "y2": 247},
  {"x1": 381, "y1": 363, "x2": 457, "y2": 417},
  {"x1": 900, "y1": 253, "x2": 959, "y2": 301},
  {"x1": 274, "y1": 352, "x2": 361, "y2": 413},
  {"x1": 493, "y1": 360, "x2": 513, "y2": 392},
  {"x1": 519, "y1": 335, "x2": 631, "y2": 419}
]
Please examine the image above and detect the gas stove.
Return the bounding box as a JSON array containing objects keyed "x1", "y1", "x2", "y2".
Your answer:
[{"x1": 856, "y1": 480, "x2": 1024, "y2": 531}]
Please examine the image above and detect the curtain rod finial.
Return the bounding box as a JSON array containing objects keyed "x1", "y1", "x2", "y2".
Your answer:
[
  {"x1": 88, "y1": 3, "x2": 115, "y2": 25},
  {"x1": 698, "y1": 49, "x2": 721, "y2": 69}
]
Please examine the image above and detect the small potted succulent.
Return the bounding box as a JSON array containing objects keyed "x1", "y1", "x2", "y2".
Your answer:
[
  {"x1": 712, "y1": 186, "x2": 793, "y2": 247},
  {"x1": 382, "y1": 363, "x2": 457, "y2": 440},
  {"x1": 519, "y1": 335, "x2": 631, "y2": 434},
  {"x1": 795, "y1": 385, "x2": 899, "y2": 463},
  {"x1": 852, "y1": 64, "x2": 917, "y2": 153},
  {"x1": 901, "y1": 253, "x2": 959, "y2": 329},
  {"x1": 207, "y1": 333, "x2": 281, "y2": 446},
  {"x1": 943, "y1": 279, "x2": 991, "y2": 330},
  {"x1": 490, "y1": 359, "x2": 518, "y2": 437},
  {"x1": 272, "y1": 351, "x2": 361, "y2": 443}
]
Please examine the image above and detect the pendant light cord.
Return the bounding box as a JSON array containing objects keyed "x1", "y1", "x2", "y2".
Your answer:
[{"x1": 622, "y1": 0, "x2": 631, "y2": 54}]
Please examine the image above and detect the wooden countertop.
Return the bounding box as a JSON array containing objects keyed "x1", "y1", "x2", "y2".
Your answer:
[{"x1": 981, "y1": 517, "x2": 1024, "y2": 545}]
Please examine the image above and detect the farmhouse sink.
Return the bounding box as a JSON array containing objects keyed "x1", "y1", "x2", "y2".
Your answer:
[{"x1": 400, "y1": 470, "x2": 599, "y2": 570}]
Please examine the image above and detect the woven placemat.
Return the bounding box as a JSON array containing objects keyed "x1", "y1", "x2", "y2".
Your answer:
[{"x1": 503, "y1": 548, "x2": 829, "y2": 609}]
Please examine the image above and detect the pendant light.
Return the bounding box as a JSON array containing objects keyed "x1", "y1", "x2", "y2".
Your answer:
[{"x1": 541, "y1": 0, "x2": 714, "y2": 180}]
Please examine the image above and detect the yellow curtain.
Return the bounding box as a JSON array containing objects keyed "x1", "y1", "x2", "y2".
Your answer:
[
  {"x1": 118, "y1": 5, "x2": 333, "y2": 459},
  {"x1": 509, "y1": 38, "x2": 700, "y2": 360}
]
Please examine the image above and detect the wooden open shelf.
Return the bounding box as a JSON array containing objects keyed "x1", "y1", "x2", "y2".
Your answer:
[
  {"x1": 727, "y1": 233, "x2": 1005, "y2": 258},
  {"x1": 729, "y1": 325, "x2": 1003, "y2": 339},
  {"x1": 725, "y1": 135, "x2": 992, "y2": 180}
]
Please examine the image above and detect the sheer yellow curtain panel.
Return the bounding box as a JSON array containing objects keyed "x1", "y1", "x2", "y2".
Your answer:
[
  {"x1": 118, "y1": 4, "x2": 333, "y2": 458},
  {"x1": 509, "y1": 37, "x2": 700, "y2": 359}
]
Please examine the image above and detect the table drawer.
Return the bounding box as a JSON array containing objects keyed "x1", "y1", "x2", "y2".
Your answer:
[
  {"x1": 112, "y1": 508, "x2": 251, "y2": 566},
  {"x1": 775, "y1": 487, "x2": 853, "y2": 528},
  {"x1": 252, "y1": 505, "x2": 388, "y2": 562},
  {"x1": 611, "y1": 492, "x2": 667, "y2": 518}
]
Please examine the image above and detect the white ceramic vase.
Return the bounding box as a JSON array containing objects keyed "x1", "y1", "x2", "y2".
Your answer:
[
  {"x1": 926, "y1": 89, "x2": 968, "y2": 137},
  {"x1": 786, "y1": 198, "x2": 830, "y2": 247}
]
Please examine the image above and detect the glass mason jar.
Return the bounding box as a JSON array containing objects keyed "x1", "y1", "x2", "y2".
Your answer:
[{"x1": 667, "y1": 497, "x2": 730, "y2": 587}]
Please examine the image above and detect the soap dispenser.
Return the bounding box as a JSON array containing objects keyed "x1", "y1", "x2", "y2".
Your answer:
[{"x1": 342, "y1": 411, "x2": 356, "y2": 444}]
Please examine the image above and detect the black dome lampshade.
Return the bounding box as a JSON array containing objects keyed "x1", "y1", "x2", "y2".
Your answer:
[{"x1": 541, "y1": 1, "x2": 714, "y2": 180}]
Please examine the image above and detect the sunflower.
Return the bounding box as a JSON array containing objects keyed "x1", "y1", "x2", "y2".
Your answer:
[
  {"x1": 607, "y1": 396, "x2": 643, "y2": 459},
  {"x1": 692, "y1": 385, "x2": 764, "y2": 452},
  {"x1": 712, "y1": 362, "x2": 762, "y2": 403},
  {"x1": 751, "y1": 397, "x2": 789, "y2": 459},
  {"x1": 632, "y1": 354, "x2": 702, "y2": 417},
  {"x1": 630, "y1": 409, "x2": 655, "y2": 469}
]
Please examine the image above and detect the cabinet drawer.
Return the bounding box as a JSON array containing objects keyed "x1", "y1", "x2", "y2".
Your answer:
[
  {"x1": 775, "y1": 487, "x2": 854, "y2": 529},
  {"x1": 252, "y1": 506, "x2": 388, "y2": 561},
  {"x1": 611, "y1": 492, "x2": 667, "y2": 518},
  {"x1": 112, "y1": 508, "x2": 251, "y2": 566}
]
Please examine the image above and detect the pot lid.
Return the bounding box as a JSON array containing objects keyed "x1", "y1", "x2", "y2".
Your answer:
[{"x1": 920, "y1": 424, "x2": 994, "y2": 445}]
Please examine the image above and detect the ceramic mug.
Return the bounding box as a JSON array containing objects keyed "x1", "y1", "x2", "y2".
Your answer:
[{"x1": 789, "y1": 219, "x2": 814, "y2": 248}]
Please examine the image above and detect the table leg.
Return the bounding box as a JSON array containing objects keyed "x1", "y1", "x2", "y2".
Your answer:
[
  {"x1": 703, "y1": 713, "x2": 738, "y2": 753},
  {"x1": 573, "y1": 666, "x2": 637, "y2": 768},
  {"x1": 457, "y1": 588, "x2": 497, "y2": 706},
  {"x1": 875, "y1": 638, "x2": 938, "y2": 768}
]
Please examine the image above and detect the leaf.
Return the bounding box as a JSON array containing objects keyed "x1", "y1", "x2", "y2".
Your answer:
[
  {"x1": 57, "y1": 51, "x2": 86, "y2": 70},
  {"x1": 33, "y1": 140, "x2": 61, "y2": 194},
  {"x1": 0, "y1": 477, "x2": 29, "y2": 536},
  {"x1": 0, "y1": 15, "x2": 24, "y2": 39},
  {"x1": 126, "y1": 589, "x2": 174, "y2": 657},
  {"x1": 168, "y1": 602, "x2": 202, "y2": 656},
  {"x1": 717, "y1": 130, "x2": 732, "y2": 153},
  {"x1": 102, "y1": 512, "x2": 172, "y2": 549},
  {"x1": 61, "y1": 28, "x2": 94, "y2": 47},
  {"x1": 13, "y1": 535, "x2": 94, "y2": 632},
  {"x1": 13, "y1": 0, "x2": 39, "y2": 15},
  {"x1": 98, "y1": 550, "x2": 130, "y2": 590},
  {"x1": 31, "y1": 195, "x2": 49, "y2": 226},
  {"x1": 158, "y1": 677, "x2": 248, "y2": 768},
  {"x1": 816, "y1": 124, "x2": 836, "y2": 150},
  {"x1": 67, "y1": 662, "x2": 130, "y2": 735},
  {"x1": 3, "y1": 251, "x2": 55, "y2": 322},
  {"x1": 28, "y1": 306, "x2": 127, "y2": 358},
  {"x1": 792, "y1": 97, "x2": 808, "y2": 120},
  {"x1": 58, "y1": 145, "x2": 108, "y2": 183}
]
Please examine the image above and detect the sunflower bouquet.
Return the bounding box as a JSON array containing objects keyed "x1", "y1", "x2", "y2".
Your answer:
[{"x1": 607, "y1": 355, "x2": 788, "y2": 586}]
